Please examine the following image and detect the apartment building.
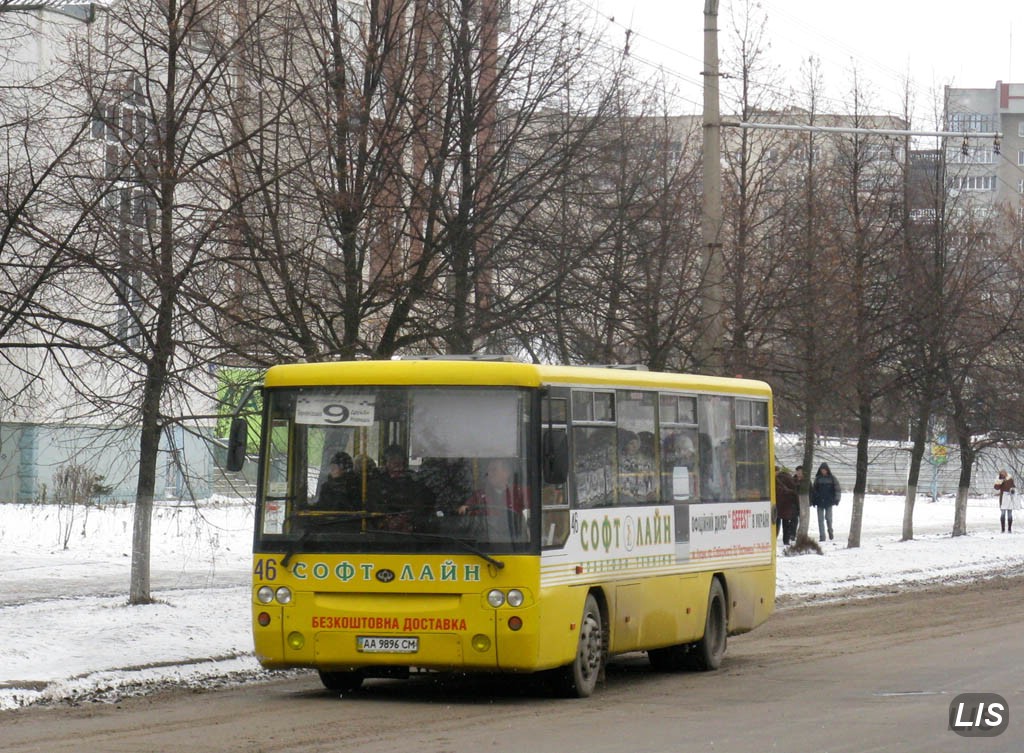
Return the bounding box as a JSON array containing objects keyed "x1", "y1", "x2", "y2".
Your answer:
[
  {"x1": 0, "y1": 0, "x2": 510, "y2": 503},
  {"x1": 944, "y1": 82, "x2": 1024, "y2": 217}
]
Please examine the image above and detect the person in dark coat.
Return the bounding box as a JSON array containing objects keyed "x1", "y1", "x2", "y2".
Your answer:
[
  {"x1": 774, "y1": 465, "x2": 800, "y2": 545},
  {"x1": 369, "y1": 444, "x2": 437, "y2": 531},
  {"x1": 810, "y1": 462, "x2": 841, "y2": 541},
  {"x1": 316, "y1": 451, "x2": 358, "y2": 509}
]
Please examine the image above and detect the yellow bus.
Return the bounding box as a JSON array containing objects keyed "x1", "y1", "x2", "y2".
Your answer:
[{"x1": 226, "y1": 357, "x2": 776, "y2": 697}]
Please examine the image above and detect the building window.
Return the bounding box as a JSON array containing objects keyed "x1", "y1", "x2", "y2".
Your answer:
[
  {"x1": 953, "y1": 175, "x2": 996, "y2": 191},
  {"x1": 948, "y1": 112, "x2": 996, "y2": 132},
  {"x1": 1019, "y1": 122, "x2": 1024, "y2": 137},
  {"x1": 1018, "y1": 150, "x2": 1024, "y2": 166},
  {"x1": 1018, "y1": 179, "x2": 1024, "y2": 195},
  {"x1": 949, "y1": 146, "x2": 995, "y2": 164}
]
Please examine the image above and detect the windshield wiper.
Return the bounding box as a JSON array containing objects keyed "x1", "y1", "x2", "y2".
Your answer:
[
  {"x1": 278, "y1": 511, "x2": 506, "y2": 570},
  {"x1": 371, "y1": 528, "x2": 506, "y2": 570},
  {"x1": 279, "y1": 512, "x2": 382, "y2": 567}
]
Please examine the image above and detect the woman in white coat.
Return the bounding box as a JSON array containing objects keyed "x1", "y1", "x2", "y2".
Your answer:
[{"x1": 994, "y1": 469, "x2": 1017, "y2": 533}]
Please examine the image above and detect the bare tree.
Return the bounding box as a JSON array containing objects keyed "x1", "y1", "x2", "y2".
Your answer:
[
  {"x1": 210, "y1": 0, "x2": 626, "y2": 364},
  {"x1": 894, "y1": 87, "x2": 955, "y2": 541},
  {"x1": 826, "y1": 71, "x2": 905, "y2": 548},
  {"x1": 718, "y1": 0, "x2": 794, "y2": 378},
  {"x1": 770, "y1": 57, "x2": 843, "y2": 542},
  {"x1": 529, "y1": 80, "x2": 705, "y2": 368},
  {"x1": 941, "y1": 225, "x2": 1024, "y2": 536},
  {"x1": 18, "y1": 0, "x2": 271, "y2": 603}
]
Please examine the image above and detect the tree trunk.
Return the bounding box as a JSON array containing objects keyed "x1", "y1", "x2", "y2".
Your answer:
[
  {"x1": 129, "y1": 409, "x2": 162, "y2": 604},
  {"x1": 846, "y1": 398, "x2": 871, "y2": 548},
  {"x1": 797, "y1": 421, "x2": 815, "y2": 541},
  {"x1": 952, "y1": 430, "x2": 973, "y2": 537},
  {"x1": 902, "y1": 398, "x2": 931, "y2": 541}
]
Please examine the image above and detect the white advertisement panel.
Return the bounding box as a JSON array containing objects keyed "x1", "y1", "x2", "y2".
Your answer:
[
  {"x1": 552, "y1": 501, "x2": 772, "y2": 574},
  {"x1": 688, "y1": 501, "x2": 773, "y2": 563}
]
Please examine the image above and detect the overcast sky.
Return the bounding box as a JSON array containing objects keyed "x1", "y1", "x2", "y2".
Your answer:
[{"x1": 587, "y1": 0, "x2": 1024, "y2": 121}]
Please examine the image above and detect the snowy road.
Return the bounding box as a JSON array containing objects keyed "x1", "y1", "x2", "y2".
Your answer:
[
  {"x1": 3, "y1": 573, "x2": 1023, "y2": 753},
  {"x1": 2, "y1": 493, "x2": 1023, "y2": 710}
]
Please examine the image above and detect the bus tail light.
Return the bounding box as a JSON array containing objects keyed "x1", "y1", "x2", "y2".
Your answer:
[
  {"x1": 257, "y1": 611, "x2": 271, "y2": 627},
  {"x1": 507, "y1": 616, "x2": 523, "y2": 631}
]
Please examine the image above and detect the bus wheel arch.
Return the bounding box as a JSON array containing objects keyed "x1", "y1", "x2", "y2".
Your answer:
[
  {"x1": 553, "y1": 590, "x2": 606, "y2": 698},
  {"x1": 688, "y1": 575, "x2": 728, "y2": 671}
]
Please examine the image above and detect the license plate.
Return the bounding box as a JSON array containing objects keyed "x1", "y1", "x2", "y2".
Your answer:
[{"x1": 357, "y1": 635, "x2": 419, "y2": 653}]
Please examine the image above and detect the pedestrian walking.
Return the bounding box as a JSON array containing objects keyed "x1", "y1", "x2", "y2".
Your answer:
[{"x1": 810, "y1": 462, "x2": 841, "y2": 541}]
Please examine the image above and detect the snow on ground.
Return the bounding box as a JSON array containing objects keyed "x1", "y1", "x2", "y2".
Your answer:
[{"x1": 1, "y1": 493, "x2": 1022, "y2": 710}]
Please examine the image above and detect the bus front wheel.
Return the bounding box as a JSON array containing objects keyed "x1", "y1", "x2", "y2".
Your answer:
[
  {"x1": 688, "y1": 578, "x2": 727, "y2": 671},
  {"x1": 555, "y1": 593, "x2": 604, "y2": 698},
  {"x1": 318, "y1": 669, "x2": 363, "y2": 693}
]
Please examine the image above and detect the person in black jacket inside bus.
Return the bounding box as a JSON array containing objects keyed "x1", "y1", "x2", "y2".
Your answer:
[
  {"x1": 369, "y1": 444, "x2": 436, "y2": 531},
  {"x1": 316, "y1": 451, "x2": 357, "y2": 509}
]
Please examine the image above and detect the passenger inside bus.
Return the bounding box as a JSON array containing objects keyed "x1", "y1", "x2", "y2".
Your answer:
[
  {"x1": 618, "y1": 430, "x2": 657, "y2": 503},
  {"x1": 419, "y1": 457, "x2": 473, "y2": 513},
  {"x1": 457, "y1": 457, "x2": 529, "y2": 542},
  {"x1": 315, "y1": 451, "x2": 358, "y2": 509},
  {"x1": 367, "y1": 444, "x2": 437, "y2": 531}
]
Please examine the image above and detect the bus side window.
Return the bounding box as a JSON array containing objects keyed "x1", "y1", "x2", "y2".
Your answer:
[
  {"x1": 541, "y1": 507, "x2": 569, "y2": 547},
  {"x1": 573, "y1": 426, "x2": 615, "y2": 508},
  {"x1": 660, "y1": 428, "x2": 698, "y2": 502},
  {"x1": 736, "y1": 399, "x2": 770, "y2": 500},
  {"x1": 698, "y1": 395, "x2": 736, "y2": 503},
  {"x1": 616, "y1": 390, "x2": 658, "y2": 504},
  {"x1": 542, "y1": 428, "x2": 568, "y2": 484}
]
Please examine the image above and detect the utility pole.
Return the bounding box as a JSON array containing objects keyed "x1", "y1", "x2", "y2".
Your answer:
[{"x1": 700, "y1": 0, "x2": 725, "y2": 375}]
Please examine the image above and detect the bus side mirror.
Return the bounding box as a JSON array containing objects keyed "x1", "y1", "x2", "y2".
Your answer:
[
  {"x1": 542, "y1": 428, "x2": 568, "y2": 485},
  {"x1": 226, "y1": 417, "x2": 248, "y2": 472}
]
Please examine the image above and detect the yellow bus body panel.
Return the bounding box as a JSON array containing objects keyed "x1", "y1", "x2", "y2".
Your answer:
[{"x1": 253, "y1": 553, "x2": 547, "y2": 672}]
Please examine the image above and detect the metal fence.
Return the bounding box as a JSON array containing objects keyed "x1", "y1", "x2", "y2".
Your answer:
[{"x1": 775, "y1": 434, "x2": 1024, "y2": 497}]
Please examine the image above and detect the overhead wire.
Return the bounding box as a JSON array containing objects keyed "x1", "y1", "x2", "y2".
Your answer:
[{"x1": 578, "y1": 0, "x2": 981, "y2": 126}]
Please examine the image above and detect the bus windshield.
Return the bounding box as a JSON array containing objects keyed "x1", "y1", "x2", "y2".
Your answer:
[{"x1": 256, "y1": 385, "x2": 535, "y2": 555}]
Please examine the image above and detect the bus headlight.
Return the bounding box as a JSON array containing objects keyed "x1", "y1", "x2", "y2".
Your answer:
[
  {"x1": 257, "y1": 586, "x2": 274, "y2": 604},
  {"x1": 487, "y1": 589, "x2": 505, "y2": 608},
  {"x1": 506, "y1": 589, "x2": 524, "y2": 607},
  {"x1": 275, "y1": 586, "x2": 292, "y2": 604}
]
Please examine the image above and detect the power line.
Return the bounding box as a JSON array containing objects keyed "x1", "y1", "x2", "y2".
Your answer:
[{"x1": 730, "y1": 122, "x2": 1002, "y2": 141}]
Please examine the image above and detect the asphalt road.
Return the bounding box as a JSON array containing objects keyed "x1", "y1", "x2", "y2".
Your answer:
[{"x1": 2, "y1": 574, "x2": 1023, "y2": 753}]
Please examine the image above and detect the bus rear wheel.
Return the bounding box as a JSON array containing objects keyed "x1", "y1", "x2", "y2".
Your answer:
[
  {"x1": 555, "y1": 593, "x2": 604, "y2": 698},
  {"x1": 687, "y1": 578, "x2": 727, "y2": 671},
  {"x1": 318, "y1": 669, "x2": 363, "y2": 693}
]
